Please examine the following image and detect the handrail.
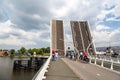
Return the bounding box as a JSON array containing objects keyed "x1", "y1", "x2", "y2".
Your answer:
[
  {"x1": 89, "y1": 55, "x2": 120, "y2": 73},
  {"x1": 90, "y1": 55, "x2": 120, "y2": 63},
  {"x1": 32, "y1": 55, "x2": 52, "y2": 80},
  {"x1": 90, "y1": 56, "x2": 120, "y2": 64}
]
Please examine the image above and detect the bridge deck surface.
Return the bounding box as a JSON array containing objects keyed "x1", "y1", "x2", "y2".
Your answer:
[
  {"x1": 45, "y1": 58, "x2": 80, "y2": 80},
  {"x1": 62, "y1": 58, "x2": 120, "y2": 80},
  {"x1": 45, "y1": 58, "x2": 120, "y2": 80}
]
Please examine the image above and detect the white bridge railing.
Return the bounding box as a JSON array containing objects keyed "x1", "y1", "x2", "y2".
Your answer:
[
  {"x1": 89, "y1": 55, "x2": 120, "y2": 73},
  {"x1": 32, "y1": 55, "x2": 52, "y2": 80}
]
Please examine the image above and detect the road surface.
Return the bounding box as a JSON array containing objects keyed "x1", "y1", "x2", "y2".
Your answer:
[
  {"x1": 62, "y1": 58, "x2": 120, "y2": 80},
  {"x1": 45, "y1": 58, "x2": 80, "y2": 80}
]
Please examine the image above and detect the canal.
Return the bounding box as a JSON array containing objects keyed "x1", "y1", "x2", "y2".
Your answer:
[{"x1": 0, "y1": 57, "x2": 46, "y2": 80}]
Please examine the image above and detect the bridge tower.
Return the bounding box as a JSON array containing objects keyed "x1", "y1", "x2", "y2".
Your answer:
[
  {"x1": 51, "y1": 20, "x2": 65, "y2": 55},
  {"x1": 70, "y1": 21, "x2": 95, "y2": 54}
]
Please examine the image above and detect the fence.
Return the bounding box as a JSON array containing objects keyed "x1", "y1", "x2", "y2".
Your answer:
[
  {"x1": 89, "y1": 55, "x2": 120, "y2": 73},
  {"x1": 32, "y1": 55, "x2": 52, "y2": 80}
]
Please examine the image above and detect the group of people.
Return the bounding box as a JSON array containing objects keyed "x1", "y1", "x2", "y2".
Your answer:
[
  {"x1": 52, "y1": 50, "x2": 58, "y2": 61},
  {"x1": 52, "y1": 50, "x2": 89, "y2": 62},
  {"x1": 66, "y1": 51, "x2": 89, "y2": 62}
]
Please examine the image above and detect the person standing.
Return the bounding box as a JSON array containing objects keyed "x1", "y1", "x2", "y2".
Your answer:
[
  {"x1": 75, "y1": 52, "x2": 79, "y2": 61},
  {"x1": 83, "y1": 51, "x2": 88, "y2": 61},
  {"x1": 52, "y1": 50, "x2": 55, "y2": 61},
  {"x1": 55, "y1": 51, "x2": 58, "y2": 60},
  {"x1": 80, "y1": 51, "x2": 83, "y2": 60},
  {"x1": 70, "y1": 51, "x2": 74, "y2": 60}
]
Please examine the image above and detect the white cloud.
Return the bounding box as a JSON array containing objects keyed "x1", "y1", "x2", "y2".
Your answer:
[
  {"x1": 97, "y1": 9, "x2": 114, "y2": 21},
  {"x1": 0, "y1": 20, "x2": 13, "y2": 33},
  {"x1": 93, "y1": 28, "x2": 120, "y2": 47},
  {"x1": 0, "y1": 20, "x2": 50, "y2": 48},
  {"x1": 0, "y1": 35, "x2": 36, "y2": 46},
  {"x1": 96, "y1": 25, "x2": 110, "y2": 31},
  {"x1": 0, "y1": 0, "x2": 120, "y2": 49},
  {"x1": 33, "y1": 14, "x2": 41, "y2": 20}
]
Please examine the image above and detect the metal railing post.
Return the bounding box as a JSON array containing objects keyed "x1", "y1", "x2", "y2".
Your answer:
[
  {"x1": 89, "y1": 56, "x2": 91, "y2": 63},
  {"x1": 101, "y1": 59, "x2": 104, "y2": 67},
  {"x1": 117, "y1": 57, "x2": 120, "y2": 63},
  {"x1": 95, "y1": 56, "x2": 97, "y2": 65},
  {"x1": 110, "y1": 60, "x2": 113, "y2": 70}
]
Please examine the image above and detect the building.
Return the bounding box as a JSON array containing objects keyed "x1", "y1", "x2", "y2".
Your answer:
[
  {"x1": 51, "y1": 20, "x2": 65, "y2": 55},
  {"x1": 0, "y1": 50, "x2": 9, "y2": 56},
  {"x1": 70, "y1": 21, "x2": 95, "y2": 54}
]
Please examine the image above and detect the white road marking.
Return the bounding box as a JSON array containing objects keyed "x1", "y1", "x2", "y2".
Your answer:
[{"x1": 97, "y1": 73, "x2": 101, "y2": 76}]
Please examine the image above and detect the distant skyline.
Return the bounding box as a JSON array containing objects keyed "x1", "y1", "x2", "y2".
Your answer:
[{"x1": 0, "y1": 0, "x2": 120, "y2": 49}]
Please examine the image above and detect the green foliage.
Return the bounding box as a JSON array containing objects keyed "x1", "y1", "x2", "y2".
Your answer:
[
  {"x1": 43, "y1": 53, "x2": 50, "y2": 56},
  {"x1": 17, "y1": 50, "x2": 23, "y2": 57},
  {"x1": 16, "y1": 47, "x2": 26, "y2": 57},
  {"x1": 32, "y1": 48, "x2": 38, "y2": 53},
  {"x1": 19, "y1": 47, "x2": 26, "y2": 54},
  {"x1": 8, "y1": 47, "x2": 50, "y2": 57},
  {"x1": 28, "y1": 48, "x2": 34, "y2": 55},
  {"x1": 37, "y1": 49, "x2": 44, "y2": 55},
  {"x1": 45, "y1": 47, "x2": 50, "y2": 53},
  {"x1": 10, "y1": 53, "x2": 15, "y2": 58},
  {"x1": 10, "y1": 49, "x2": 15, "y2": 54},
  {"x1": 27, "y1": 47, "x2": 50, "y2": 55},
  {"x1": 41, "y1": 47, "x2": 50, "y2": 53}
]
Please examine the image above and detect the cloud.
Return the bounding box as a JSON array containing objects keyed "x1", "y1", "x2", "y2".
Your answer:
[
  {"x1": 2, "y1": 0, "x2": 52, "y2": 31},
  {"x1": 0, "y1": 35, "x2": 36, "y2": 46},
  {"x1": 93, "y1": 27, "x2": 120, "y2": 47},
  {"x1": 0, "y1": 0, "x2": 120, "y2": 49},
  {"x1": 0, "y1": 20, "x2": 50, "y2": 49},
  {"x1": 0, "y1": 20, "x2": 13, "y2": 33},
  {"x1": 96, "y1": 25, "x2": 110, "y2": 31}
]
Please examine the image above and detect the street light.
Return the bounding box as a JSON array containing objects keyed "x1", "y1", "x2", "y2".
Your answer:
[
  {"x1": 86, "y1": 40, "x2": 94, "y2": 55},
  {"x1": 107, "y1": 32, "x2": 110, "y2": 47},
  {"x1": 67, "y1": 41, "x2": 79, "y2": 54},
  {"x1": 59, "y1": 39, "x2": 79, "y2": 56}
]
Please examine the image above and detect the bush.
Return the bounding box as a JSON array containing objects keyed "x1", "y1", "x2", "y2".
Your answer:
[{"x1": 10, "y1": 54, "x2": 15, "y2": 58}]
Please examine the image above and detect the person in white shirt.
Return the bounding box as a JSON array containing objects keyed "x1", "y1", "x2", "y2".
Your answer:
[
  {"x1": 79, "y1": 52, "x2": 83, "y2": 60},
  {"x1": 55, "y1": 51, "x2": 58, "y2": 60}
]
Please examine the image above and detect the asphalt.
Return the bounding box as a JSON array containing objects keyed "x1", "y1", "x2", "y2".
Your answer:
[
  {"x1": 62, "y1": 58, "x2": 120, "y2": 80},
  {"x1": 45, "y1": 58, "x2": 80, "y2": 80}
]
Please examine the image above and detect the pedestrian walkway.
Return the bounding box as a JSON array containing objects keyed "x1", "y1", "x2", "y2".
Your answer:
[
  {"x1": 62, "y1": 58, "x2": 120, "y2": 80},
  {"x1": 45, "y1": 58, "x2": 80, "y2": 80}
]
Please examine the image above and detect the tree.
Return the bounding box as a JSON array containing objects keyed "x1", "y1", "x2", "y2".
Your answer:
[
  {"x1": 28, "y1": 48, "x2": 40, "y2": 55},
  {"x1": 17, "y1": 47, "x2": 26, "y2": 57},
  {"x1": 19, "y1": 47, "x2": 26, "y2": 54},
  {"x1": 18, "y1": 50, "x2": 23, "y2": 57},
  {"x1": 45, "y1": 47, "x2": 50, "y2": 53},
  {"x1": 28, "y1": 47, "x2": 50, "y2": 56},
  {"x1": 41, "y1": 48, "x2": 46, "y2": 53},
  {"x1": 10, "y1": 49, "x2": 15, "y2": 54},
  {"x1": 37, "y1": 48, "x2": 43, "y2": 55},
  {"x1": 10, "y1": 49, "x2": 15, "y2": 58},
  {"x1": 28, "y1": 48, "x2": 33, "y2": 55}
]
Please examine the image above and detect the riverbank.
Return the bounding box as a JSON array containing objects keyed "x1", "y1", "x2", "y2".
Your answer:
[{"x1": 0, "y1": 53, "x2": 50, "y2": 58}]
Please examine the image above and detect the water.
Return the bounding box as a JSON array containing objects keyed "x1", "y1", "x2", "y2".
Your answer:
[{"x1": 0, "y1": 57, "x2": 37, "y2": 80}]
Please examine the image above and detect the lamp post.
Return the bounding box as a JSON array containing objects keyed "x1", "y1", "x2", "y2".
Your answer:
[
  {"x1": 67, "y1": 41, "x2": 79, "y2": 54},
  {"x1": 87, "y1": 40, "x2": 94, "y2": 56},
  {"x1": 107, "y1": 32, "x2": 110, "y2": 47},
  {"x1": 59, "y1": 39, "x2": 79, "y2": 56}
]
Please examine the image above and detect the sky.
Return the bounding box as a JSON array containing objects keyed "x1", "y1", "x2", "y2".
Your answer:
[{"x1": 0, "y1": 0, "x2": 120, "y2": 50}]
